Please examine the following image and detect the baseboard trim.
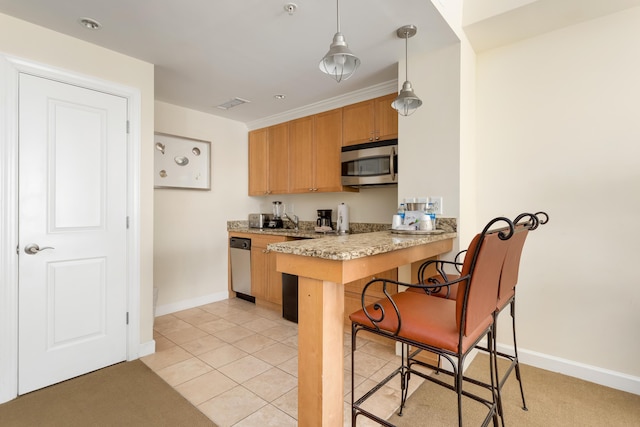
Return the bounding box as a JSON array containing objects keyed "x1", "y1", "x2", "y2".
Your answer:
[
  {"x1": 496, "y1": 343, "x2": 640, "y2": 395},
  {"x1": 155, "y1": 291, "x2": 229, "y2": 317},
  {"x1": 137, "y1": 340, "x2": 156, "y2": 358}
]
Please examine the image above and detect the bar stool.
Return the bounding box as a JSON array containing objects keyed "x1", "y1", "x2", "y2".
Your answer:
[{"x1": 350, "y1": 217, "x2": 515, "y2": 426}]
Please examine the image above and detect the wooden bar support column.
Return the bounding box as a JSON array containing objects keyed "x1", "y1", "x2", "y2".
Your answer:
[
  {"x1": 297, "y1": 276, "x2": 345, "y2": 427},
  {"x1": 274, "y1": 234, "x2": 454, "y2": 424}
]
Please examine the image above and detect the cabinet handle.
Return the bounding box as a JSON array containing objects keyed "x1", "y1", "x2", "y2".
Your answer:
[{"x1": 263, "y1": 249, "x2": 270, "y2": 254}]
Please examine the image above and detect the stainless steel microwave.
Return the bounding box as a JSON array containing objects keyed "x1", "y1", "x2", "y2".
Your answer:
[{"x1": 341, "y1": 139, "x2": 398, "y2": 187}]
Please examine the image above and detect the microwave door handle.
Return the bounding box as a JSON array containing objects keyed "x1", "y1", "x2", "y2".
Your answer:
[{"x1": 390, "y1": 147, "x2": 396, "y2": 181}]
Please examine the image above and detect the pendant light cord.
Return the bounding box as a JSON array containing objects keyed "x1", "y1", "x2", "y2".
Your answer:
[
  {"x1": 404, "y1": 31, "x2": 409, "y2": 82},
  {"x1": 336, "y1": 0, "x2": 341, "y2": 33}
]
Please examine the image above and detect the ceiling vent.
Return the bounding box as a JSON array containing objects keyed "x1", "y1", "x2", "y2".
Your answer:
[{"x1": 216, "y1": 97, "x2": 250, "y2": 110}]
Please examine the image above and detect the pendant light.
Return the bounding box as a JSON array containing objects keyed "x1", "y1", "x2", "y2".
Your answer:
[
  {"x1": 392, "y1": 25, "x2": 422, "y2": 116},
  {"x1": 319, "y1": 0, "x2": 360, "y2": 82}
]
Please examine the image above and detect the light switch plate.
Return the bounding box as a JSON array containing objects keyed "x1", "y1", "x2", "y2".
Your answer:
[{"x1": 430, "y1": 197, "x2": 443, "y2": 215}]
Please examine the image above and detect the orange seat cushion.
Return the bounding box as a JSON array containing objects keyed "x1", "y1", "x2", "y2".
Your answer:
[{"x1": 349, "y1": 291, "x2": 492, "y2": 354}]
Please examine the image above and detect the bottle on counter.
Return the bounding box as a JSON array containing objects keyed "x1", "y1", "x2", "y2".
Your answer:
[
  {"x1": 426, "y1": 203, "x2": 436, "y2": 230},
  {"x1": 397, "y1": 203, "x2": 406, "y2": 224}
]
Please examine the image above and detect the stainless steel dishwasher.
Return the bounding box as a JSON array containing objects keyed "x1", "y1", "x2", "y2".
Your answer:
[{"x1": 229, "y1": 237, "x2": 255, "y2": 303}]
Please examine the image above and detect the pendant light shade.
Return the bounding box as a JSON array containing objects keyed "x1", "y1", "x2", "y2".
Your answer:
[
  {"x1": 392, "y1": 25, "x2": 422, "y2": 116},
  {"x1": 319, "y1": 0, "x2": 360, "y2": 82}
]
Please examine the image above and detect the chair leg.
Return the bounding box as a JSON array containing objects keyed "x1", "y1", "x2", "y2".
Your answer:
[
  {"x1": 489, "y1": 327, "x2": 503, "y2": 427},
  {"x1": 487, "y1": 318, "x2": 505, "y2": 426},
  {"x1": 351, "y1": 324, "x2": 357, "y2": 425},
  {"x1": 456, "y1": 356, "x2": 464, "y2": 426},
  {"x1": 510, "y1": 299, "x2": 528, "y2": 411},
  {"x1": 398, "y1": 343, "x2": 409, "y2": 416}
]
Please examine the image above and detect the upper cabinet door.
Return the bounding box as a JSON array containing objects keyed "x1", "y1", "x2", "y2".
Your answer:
[
  {"x1": 342, "y1": 93, "x2": 398, "y2": 146},
  {"x1": 342, "y1": 99, "x2": 375, "y2": 146},
  {"x1": 248, "y1": 123, "x2": 289, "y2": 195},
  {"x1": 314, "y1": 108, "x2": 346, "y2": 193},
  {"x1": 248, "y1": 128, "x2": 268, "y2": 196},
  {"x1": 373, "y1": 93, "x2": 399, "y2": 142},
  {"x1": 288, "y1": 116, "x2": 315, "y2": 193},
  {"x1": 267, "y1": 123, "x2": 290, "y2": 194}
]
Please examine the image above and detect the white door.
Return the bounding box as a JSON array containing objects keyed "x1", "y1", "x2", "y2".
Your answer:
[{"x1": 18, "y1": 73, "x2": 129, "y2": 394}]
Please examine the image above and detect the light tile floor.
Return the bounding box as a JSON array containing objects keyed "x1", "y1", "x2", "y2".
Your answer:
[{"x1": 142, "y1": 298, "x2": 425, "y2": 426}]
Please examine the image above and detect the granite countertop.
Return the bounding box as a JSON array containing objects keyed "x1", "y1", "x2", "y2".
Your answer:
[
  {"x1": 227, "y1": 218, "x2": 457, "y2": 241},
  {"x1": 266, "y1": 230, "x2": 457, "y2": 261}
]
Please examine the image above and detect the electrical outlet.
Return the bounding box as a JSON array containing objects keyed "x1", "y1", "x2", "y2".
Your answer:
[{"x1": 430, "y1": 197, "x2": 443, "y2": 215}]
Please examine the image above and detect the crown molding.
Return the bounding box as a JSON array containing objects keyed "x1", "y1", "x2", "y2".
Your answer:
[{"x1": 246, "y1": 80, "x2": 398, "y2": 130}]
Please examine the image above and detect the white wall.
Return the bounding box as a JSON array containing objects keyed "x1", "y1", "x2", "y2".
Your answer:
[
  {"x1": 154, "y1": 102, "x2": 250, "y2": 311},
  {"x1": 154, "y1": 101, "x2": 398, "y2": 314},
  {"x1": 252, "y1": 188, "x2": 398, "y2": 225},
  {"x1": 475, "y1": 7, "x2": 640, "y2": 380},
  {"x1": 399, "y1": 43, "x2": 463, "y2": 256},
  {"x1": 0, "y1": 13, "x2": 156, "y2": 344}
]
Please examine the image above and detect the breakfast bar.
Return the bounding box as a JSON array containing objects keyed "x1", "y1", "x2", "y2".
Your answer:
[{"x1": 268, "y1": 230, "x2": 456, "y2": 426}]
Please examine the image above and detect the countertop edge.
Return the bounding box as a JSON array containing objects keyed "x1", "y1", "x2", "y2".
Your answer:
[{"x1": 265, "y1": 230, "x2": 457, "y2": 261}]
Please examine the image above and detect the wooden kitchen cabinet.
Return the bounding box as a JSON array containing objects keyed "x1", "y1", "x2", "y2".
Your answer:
[
  {"x1": 249, "y1": 234, "x2": 289, "y2": 306},
  {"x1": 342, "y1": 93, "x2": 398, "y2": 146},
  {"x1": 314, "y1": 109, "x2": 352, "y2": 192},
  {"x1": 289, "y1": 108, "x2": 355, "y2": 194},
  {"x1": 248, "y1": 128, "x2": 268, "y2": 196},
  {"x1": 248, "y1": 123, "x2": 289, "y2": 195},
  {"x1": 250, "y1": 94, "x2": 397, "y2": 195},
  {"x1": 288, "y1": 115, "x2": 314, "y2": 193}
]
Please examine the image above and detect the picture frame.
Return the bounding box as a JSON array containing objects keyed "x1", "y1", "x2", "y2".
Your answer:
[{"x1": 154, "y1": 133, "x2": 211, "y2": 190}]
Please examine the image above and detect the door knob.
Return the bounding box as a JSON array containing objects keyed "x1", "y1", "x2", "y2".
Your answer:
[{"x1": 24, "y1": 243, "x2": 55, "y2": 255}]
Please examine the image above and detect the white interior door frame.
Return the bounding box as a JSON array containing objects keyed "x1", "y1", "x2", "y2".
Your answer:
[{"x1": 0, "y1": 54, "x2": 142, "y2": 404}]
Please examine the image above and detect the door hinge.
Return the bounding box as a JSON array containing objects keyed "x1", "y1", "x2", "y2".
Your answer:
[
  {"x1": 126, "y1": 312, "x2": 129, "y2": 325},
  {"x1": 126, "y1": 120, "x2": 130, "y2": 134},
  {"x1": 126, "y1": 216, "x2": 130, "y2": 229}
]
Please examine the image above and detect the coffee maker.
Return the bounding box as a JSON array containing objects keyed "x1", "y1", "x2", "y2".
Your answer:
[{"x1": 316, "y1": 209, "x2": 333, "y2": 229}]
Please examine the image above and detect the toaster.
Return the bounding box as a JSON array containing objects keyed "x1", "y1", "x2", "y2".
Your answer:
[{"x1": 248, "y1": 213, "x2": 271, "y2": 229}]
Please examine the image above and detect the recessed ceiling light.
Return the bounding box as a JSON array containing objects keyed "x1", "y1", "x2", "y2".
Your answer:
[
  {"x1": 78, "y1": 17, "x2": 101, "y2": 30},
  {"x1": 216, "y1": 97, "x2": 251, "y2": 110},
  {"x1": 274, "y1": 94, "x2": 286, "y2": 100}
]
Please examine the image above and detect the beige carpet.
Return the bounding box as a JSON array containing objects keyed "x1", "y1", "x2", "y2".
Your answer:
[
  {"x1": 386, "y1": 353, "x2": 640, "y2": 426},
  {"x1": 0, "y1": 360, "x2": 216, "y2": 427}
]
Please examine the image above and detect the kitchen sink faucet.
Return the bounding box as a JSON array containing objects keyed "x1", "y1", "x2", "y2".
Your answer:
[{"x1": 283, "y1": 213, "x2": 299, "y2": 230}]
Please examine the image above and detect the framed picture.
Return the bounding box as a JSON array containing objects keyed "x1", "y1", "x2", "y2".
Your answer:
[{"x1": 154, "y1": 133, "x2": 211, "y2": 190}]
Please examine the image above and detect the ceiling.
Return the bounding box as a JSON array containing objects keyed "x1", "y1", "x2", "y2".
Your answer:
[
  {"x1": 0, "y1": 0, "x2": 458, "y2": 126},
  {"x1": 464, "y1": 0, "x2": 640, "y2": 52},
  {"x1": 1, "y1": 0, "x2": 639, "y2": 126}
]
